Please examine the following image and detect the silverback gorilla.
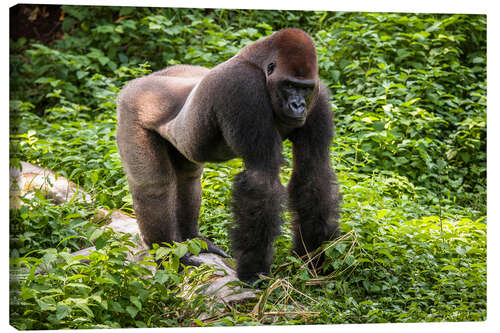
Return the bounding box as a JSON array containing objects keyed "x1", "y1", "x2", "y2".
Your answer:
[{"x1": 116, "y1": 28, "x2": 341, "y2": 284}]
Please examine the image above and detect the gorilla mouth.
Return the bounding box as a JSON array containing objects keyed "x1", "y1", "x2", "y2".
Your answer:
[
  {"x1": 286, "y1": 112, "x2": 306, "y2": 120},
  {"x1": 280, "y1": 112, "x2": 306, "y2": 126},
  {"x1": 285, "y1": 104, "x2": 306, "y2": 119}
]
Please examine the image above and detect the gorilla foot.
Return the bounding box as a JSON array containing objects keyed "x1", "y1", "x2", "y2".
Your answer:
[
  {"x1": 179, "y1": 253, "x2": 205, "y2": 267},
  {"x1": 197, "y1": 236, "x2": 229, "y2": 258},
  {"x1": 238, "y1": 272, "x2": 269, "y2": 287},
  {"x1": 294, "y1": 227, "x2": 344, "y2": 272}
]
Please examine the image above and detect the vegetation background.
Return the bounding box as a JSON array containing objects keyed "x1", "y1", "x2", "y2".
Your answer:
[{"x1": 9, "y1": 3, "x2": 486, "y2": 329}]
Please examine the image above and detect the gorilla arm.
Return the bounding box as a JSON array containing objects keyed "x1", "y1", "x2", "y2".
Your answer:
[
  {"x1": 287, "y1": 82, "x2": 342, "y2": 264},
  {"x1": 205, "y1": 60, "x2": 286, "y2": 283}
]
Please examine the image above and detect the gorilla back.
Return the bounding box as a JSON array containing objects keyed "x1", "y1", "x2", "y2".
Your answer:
[{"x1": 116, "y1": 28, "x2": 341, "y2": 284}]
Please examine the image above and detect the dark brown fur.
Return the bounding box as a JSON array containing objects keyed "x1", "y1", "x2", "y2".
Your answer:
[{"x1": 116, "y1": 28, "x2": 341, "y2": 284}]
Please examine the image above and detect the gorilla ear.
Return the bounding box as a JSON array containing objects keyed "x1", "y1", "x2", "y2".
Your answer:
[{"x1": 266, "y1": 62, "x2": 276, "y2": 76}]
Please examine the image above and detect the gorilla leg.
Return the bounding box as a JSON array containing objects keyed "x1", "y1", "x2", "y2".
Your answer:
[
  {"x1": 120, "y1": 131, "x2": 227, "y2": 266},
  {"x1": 131, "y1": 182, "x2": 179, "y2": 246},
  {"x1": 170, "y1": 151, "x2": 204, "y2": 241},
  {"x1": 118, "y1": 129, "x2": 181, "y2": 248},
  {"x1": 288, "y1": 98, "x2": 342, "y2": 264},
  {"x1": 230, "y1": 169, "x2": 285, "y2": 283},
  {"x1": 288, "y1": 166, "x2": 341, "y2": 260},
  {"x1": 173, "y1": 160, "x2": 229, "y2": 258}
]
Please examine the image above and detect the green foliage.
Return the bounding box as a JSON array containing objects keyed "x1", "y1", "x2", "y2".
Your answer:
[
  {"x1": 317, "y1": 175, "x2": 486, "y2": 323},
  {"x1": 10, "y1": 194, "x2": 94, "y2": 258},
  {"x1": 267, "y1": 171, "x2": 486, "y2": 323},
  {"x1": 315, "y1": 13, "x2": 486, "y2": 209},
  {"x1": 9, "y1": 6, "x2": 486, "y2": 328},
  {"x1": 10, "y1": 213, "x2": 215, "y2": 329}
]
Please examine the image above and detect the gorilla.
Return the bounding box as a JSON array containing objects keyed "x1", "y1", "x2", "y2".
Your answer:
[{"x1": 116, "y1": 28, "x2": 341, "y2": 284}]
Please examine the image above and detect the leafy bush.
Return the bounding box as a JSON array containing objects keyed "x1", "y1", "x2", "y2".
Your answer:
[
  {"x1": 314, "y1": 13, "x2": 486, "y2": 209},
  {"x1": 10, "y1": 206, "x2": 215, "y2": 329},
  {"x1": 10, "y1": 193, "x2": 94, "y2": 258}
]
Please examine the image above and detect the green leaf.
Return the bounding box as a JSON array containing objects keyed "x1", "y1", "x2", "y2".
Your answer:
[
  {"x1": 126, "y1": 305, "x2": 139, "y2": 318},
  {"x1": 459, "y1": 152, "x2": 471, "y2": 163},
  {"x1": 441, "y1": 265, "x2": 459, "y2": 271},
  {"x1": 456, "y1": 246, "x2": 467, "y2": 256},
  {"x1": 95, "y1": 236, "x2": 107, "y2": 250},
  {"x1": 382, "y1": 104, "x2": 393, "y2": 112},
  {"x1": 187, "y1": 240, "x2": 201, "y2": 256},
  {"x1": 111, "y1": 301, "x2": 124, "y2": 313},
  {"x1": 155, "y1": 270, "x2": 170, "y2": 284},
  {"x1": 402, "y1": 98, "x2": 421, "y2": 107},
  {"x1": 130, "y1": 296, "x2": 142, "y2": 310},
  {"x1": 173, "y1": 243, "x2": 188, "y2": 259},
  {"x1": 89, "y1": 229, "x2": 104, "y2": 242},
  {"x1": 37, "y1": 299, "x2": 56, "y2": 311},
  {"x1": 334, "y1": 242, "x2": 348, "y2": 253},
  {"x1": 332, "y1": 70, "x2": 341, "y2": 82},
  {"x1": 76, "y1": 71, "x2": 88, "y2": 79},
  {"x1": 41, "y1": 250, "x2": 58, "y2": 267},
  {"x1": 75, "y1": 303, "x2": 94, "y2": 318},
  {"x1": 56, "y1": 303, "x2": 72, "y2": 320},
  {"x1": 90, "y1": 171, "x2": 100, "y2": 184},
  {"x1": 155, "y1": 247, "x2": 171, "y2": 261},
  {"x1": 149, "y1": 23, "x2": 162, "y2": 30},
  {"x1": 65, "y1": 283, "x2": 91, "y2": 290},
  {"x1": 20, "y1": 287, "x2": 36, "y2": 300},
  {"x1": 377, "y1": 249, "x2": 395, "y2": 261}
]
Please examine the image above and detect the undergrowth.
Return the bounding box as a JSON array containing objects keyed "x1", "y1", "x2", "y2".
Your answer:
[{"x1": 9, "y1": 6, "x2": 486, "y2": 328}]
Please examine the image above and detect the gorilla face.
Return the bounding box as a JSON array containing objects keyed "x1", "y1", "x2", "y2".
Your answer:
[
  {"x1": 267, "y1": 69, "x2": 317, "y2": 128},
  {"x1": 278, "y1": 78, "x2": 316, "y2": 122}
]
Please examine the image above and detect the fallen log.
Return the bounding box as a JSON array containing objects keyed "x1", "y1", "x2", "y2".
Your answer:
[
  {"x1": 9, "y1": 161, "x2": 93, "y2": 209},
  {"x1": 10, "y1": 161, "x2": 257, "y2": 303}
]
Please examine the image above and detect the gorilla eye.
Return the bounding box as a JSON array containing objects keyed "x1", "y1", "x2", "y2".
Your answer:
[{"x1": 267, "y1": 63, "x2": 276, "y2": 76}]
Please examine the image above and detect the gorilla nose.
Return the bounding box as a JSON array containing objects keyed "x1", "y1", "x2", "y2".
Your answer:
[{"x1": 289, "y1": 100, "x2": 306, "y2": 117}]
